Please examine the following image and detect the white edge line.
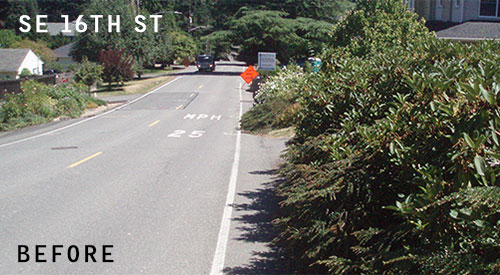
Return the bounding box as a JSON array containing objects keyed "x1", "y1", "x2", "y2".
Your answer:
[
  {"x1": 0, "y1": 76, "x2": 182, "y2": 149},
  {"x1": 210, "y1": 81, "x2": 244, "y2": 275}
]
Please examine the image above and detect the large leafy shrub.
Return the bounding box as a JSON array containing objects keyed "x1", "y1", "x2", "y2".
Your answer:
[
  {"x1": 241, "y1": 66, "x2": 306, "y2": 133},
  {"x1": 0, "y1": 80, "x2": 101, "y2": 131},
  {"x1": 269, "y1": 0, "x2": 500, "y2": 273},
  {"x1": 254, "y1": 65, "x2": 306, "y2": 105},
  {"x1": 1, "y1": 81, "x2": 57, "y2": 126}
]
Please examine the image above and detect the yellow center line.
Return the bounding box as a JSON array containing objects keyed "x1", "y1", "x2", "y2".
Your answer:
[
  {"x1": 190, "y1": 93, "x2": 195, "y2": 98},
  {"x1": 68, "y1": 152, "x2": 103, "y2": 169},
  {"x1": 176, "y1": 104, "x2": 184, "y2": 110},
  {"x1": 199, "y1": 85, "x2": 203, "y2": 89},
  {"x1": 148, "y1": 120, "x2": 160, "y2": 127}
]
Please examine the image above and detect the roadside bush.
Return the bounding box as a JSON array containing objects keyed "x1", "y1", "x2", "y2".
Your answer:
[
  {"x1": 241, "y1": 66, "x2": 307, "y2": 133},
  {"x1": 1, "y1": 81, "x2": 57, "y2": 127},
  {"x1": 269, "y1": 0, "x2": 500, "y2": 274},
  {"x1": 0, "y1": 80, "x2": 104, "y2": 131},
  {"x1": 254, "y1": 65, "x2": 305, "y2": 104},
  {"x1": 74, "y1": 56, "x2": 103, "y2": 94},
  {"x1": 20, "y1": 68, "x2": 32, "y2": 77}
]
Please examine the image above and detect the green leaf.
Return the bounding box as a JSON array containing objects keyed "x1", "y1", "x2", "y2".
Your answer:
[
  {"x1": 389, "y1": 142, "x2": 395, "y2": 155},
  {"x1": 405, "y1": 194, "x2": 413, "y2": 204},
  {"x1": 450, "y1": 210, "x2": 459, "y2": 219},
  {"x1": 480, "y1": 84, "x2": 496, "y2": 105},
  {"x1": 474, "y1": 155, "x2": 487, "y2": 177},
  {"x1": 473, "y1": 220, "x2": 485, "y2": 228},
  {"x1": 430, "y1": 101, "x2": 436, "y2": 112},
  {"x1": 384, "y1": 206, "x2": 399, "y2": 212},
  {"x1": 459, "y1": 208, "x2": 472, "y2": 216},
  {"x1": 486, "y1": 150, "x2": 500, "y2": 161},
  {"x1": 463, "y1": 133, "x2": 475, "y2": 149},
  {"x1": 451, "y1": 152, "x2": 461, "y2": 161},
  {"x1": 491, "y1": 120, "x2": 499, "y2": 146}
]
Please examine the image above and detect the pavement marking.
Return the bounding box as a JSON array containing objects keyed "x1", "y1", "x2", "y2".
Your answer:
[
  {"x1": 168, "y1": 130, "x2": 186, "y2": 138},
  {"x1": 68, "y1": 152, "x2": 103, "y2": 168},
  {"x1": 167, "y1": 130, "x2": 206, "y2": 138},
  {"x1": 0, "y1": 77, "x2": 182, "y2": 149},
  {"x1": 183, "y1": 114, "x2": 222, "y2": 120},
  {"x1": 176, "y1": 104, "x2": 184, "y2": 110},
  {"x1": 210, "y1": 81, "x2": 244, "y2": 275},
  {"x1": 199, "y1": 85, "x2": 203, "y2": 89},
  {"x1": 148, "y1": 120, "x2": 160, "y2": 127},
  {"x1": 190, "y1": 93, "x2": 195, "y2": 98}
]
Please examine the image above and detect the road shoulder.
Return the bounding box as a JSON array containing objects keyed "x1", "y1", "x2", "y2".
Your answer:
[
  {"x1": 223, "y1": 133, "x2": 290, "y2": 274},
  {"x1": 222, "y1": 82, "x2": 290, "y2": 274}
]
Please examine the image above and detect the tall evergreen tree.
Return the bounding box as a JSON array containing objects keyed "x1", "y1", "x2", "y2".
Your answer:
[
  {"x1": 4, "y1": 0, "x2": 39, "y2": 31},
  {"x1": 71, "y1": 0, "x2": 163, "y2": 67}
]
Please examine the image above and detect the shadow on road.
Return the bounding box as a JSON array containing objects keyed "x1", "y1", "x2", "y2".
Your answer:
[
  {"x1": 168, "y1": 71, "x2": 243, "y2": 77},
  {"x1": 223, "y1": 169, "x2": 292, "y2": 275},
  {"x1": 216, "y1": 62, "x2": 248, "y2": 67}
]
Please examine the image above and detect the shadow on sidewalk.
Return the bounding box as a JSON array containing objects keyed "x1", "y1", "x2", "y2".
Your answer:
[{"x1": 223, "y1": 169, "x2": 292, "y2": 275}]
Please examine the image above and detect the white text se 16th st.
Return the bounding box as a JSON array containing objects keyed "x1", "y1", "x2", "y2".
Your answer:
[{"x1": 19, "y1": 15, "x2": 163, "y2": 33}]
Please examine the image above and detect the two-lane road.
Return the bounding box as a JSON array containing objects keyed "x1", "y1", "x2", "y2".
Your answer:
[{"x1": 0, "y1": 63, "x2": 286, "y2": 274}]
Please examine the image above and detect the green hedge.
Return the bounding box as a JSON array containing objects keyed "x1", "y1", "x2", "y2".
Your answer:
[{"x1": 267, "y1": 0, "x2": 500, "y2": 273}]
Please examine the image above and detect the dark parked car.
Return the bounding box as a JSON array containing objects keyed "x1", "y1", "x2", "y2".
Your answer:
[
  {"x1": 43, "y1": 69, "x2": 61, "y2": 75},
  {"x1": 196, "y1": 55, "x2": 215, "y2": 72}
]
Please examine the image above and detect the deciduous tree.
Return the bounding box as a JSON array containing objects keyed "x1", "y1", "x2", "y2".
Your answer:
[
  {"x1": 98, "y1": 48, "x2": 134, "y2": 89},
  {"x1": 74, "y1": 56, "x2": 103, "y2": 95},
  {"x1": 11, "y1": 39, "x2": 57, "y2": 63},
  {"x1": 72, "y1": 0, "x2": 165, "y2": 68},
  {"x1": 0, "y1": 29, "x2": 20, "y2": 48}
]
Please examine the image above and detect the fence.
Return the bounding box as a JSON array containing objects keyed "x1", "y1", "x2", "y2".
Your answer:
[{"x1": 0, "y1": 75, "x2": 57, "y2": 100}]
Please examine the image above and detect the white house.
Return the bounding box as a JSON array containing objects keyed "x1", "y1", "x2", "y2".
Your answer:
[
  {"x1": 0, "y1": 49, "x2": 44, "y2": 80},
  {"x1": 410, "y1": 0, "x2": 500, "y2": 23},
  {"x1": 405, "y1": 1, "x2": 500, "y2": 41}
]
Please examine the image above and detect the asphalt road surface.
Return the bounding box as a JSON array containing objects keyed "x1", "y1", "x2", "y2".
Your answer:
[{"x1": 0, "y1": 63, "x2": 286, "y2": 274}]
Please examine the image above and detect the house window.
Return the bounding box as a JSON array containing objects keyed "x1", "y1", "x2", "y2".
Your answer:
[{"x1": 480, "y1": 0, "x2": 500, "y2": 17}]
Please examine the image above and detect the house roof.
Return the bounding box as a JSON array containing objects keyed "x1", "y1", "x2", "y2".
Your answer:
[
  {"x1": 53, "y1": 42, "x2": 75, "y2": 58},
  {"x1": 46, "y1": 22, "x2": 76, "y2": 36},
  {"x1": 436, "y1": 21, "x2": 500, "y2": 41},
  {"x1": 0, "y1": 49, "x2": 31, "y2": 72}
]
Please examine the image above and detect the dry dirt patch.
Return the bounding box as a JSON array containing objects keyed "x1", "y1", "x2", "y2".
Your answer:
[{"x1": 97, "y1": 76, "x2": 174, "y2": 97}]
